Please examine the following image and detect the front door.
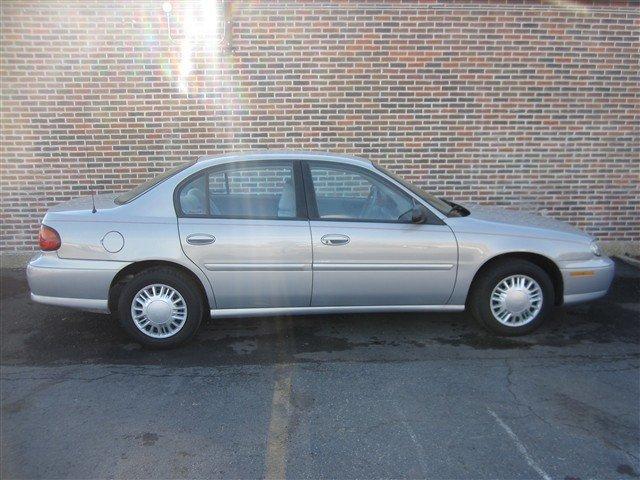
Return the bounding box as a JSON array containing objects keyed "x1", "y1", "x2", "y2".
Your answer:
[
  {"x1": 304, "y1": 161, "x2": 458, "y2": 307},
  {"x1": 176, "y1": 160, "x2": 312, "y2": 309}
]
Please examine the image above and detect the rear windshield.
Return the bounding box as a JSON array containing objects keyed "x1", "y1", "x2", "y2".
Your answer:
[{"x1": 114, "y1": 161, "x2": 195, "y2": 204}]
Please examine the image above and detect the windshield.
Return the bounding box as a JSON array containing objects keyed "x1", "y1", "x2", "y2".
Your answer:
[
  {"x1": 114, "y1": 161, "x2": 195, "y2": 204},
  {"x1": 374, "y1": 164, "x2": 452, "y2": 216}
]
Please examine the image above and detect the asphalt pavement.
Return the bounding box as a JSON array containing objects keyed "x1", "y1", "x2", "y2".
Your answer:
[{"x1": 1, "y1": 259, "x2": 639, "y2": 479}]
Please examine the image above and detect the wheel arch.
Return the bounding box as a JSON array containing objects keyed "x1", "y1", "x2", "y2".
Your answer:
[
  {"x1": 467, "y1": 252, "x2": 564, "y2": 306},
  {"x1": 108, "y1": 260, "x2": 211, "y2": 314}
]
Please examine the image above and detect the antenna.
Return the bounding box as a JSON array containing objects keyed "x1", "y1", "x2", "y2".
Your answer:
[{"x1": 91, "y1": 191, "x2": 97, "y2": 214}]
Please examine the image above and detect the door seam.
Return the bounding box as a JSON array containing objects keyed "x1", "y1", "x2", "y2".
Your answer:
[
  {"x1": 443, "y1": 224, "x2": 460, "y2": 306},
  {"x1": 299, "y1": 160, "x2": 314, "y2": 308},
  {"x1": 177, "y1": 218, "x2": 218, "y2": 309},
  {"x1": 307, "y1": 221, "x2": 314, "y2": 307}
]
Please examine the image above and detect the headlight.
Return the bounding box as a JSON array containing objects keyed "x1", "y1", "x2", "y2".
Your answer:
[{"x1": 590, "y1": 241, "x2": 602, "y2": 257}]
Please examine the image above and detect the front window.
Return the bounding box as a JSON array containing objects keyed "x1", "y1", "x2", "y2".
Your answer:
[
  {"x1": 308, "y1": 163, "x2": 415, "y2": 222},
  {"x1": 178, "y1": 162, "x2": 299, "y2": 219},
  {"x1": 373, "y1": 164, "x2": 451, "y2": 216},
  {"x1": 115, "y1": 161, "x2": 195, "y2": 204}
]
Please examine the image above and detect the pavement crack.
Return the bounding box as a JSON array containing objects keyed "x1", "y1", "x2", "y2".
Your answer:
[
  {"x1": 504, "y1": 359, "x2": 518, "y2": 404},
  {"x1": 501, "y1": 361, "x2": 640, "y2": 465},
  {"x1": 503, "y1": 359, "x2": 556, "y2": 431}
]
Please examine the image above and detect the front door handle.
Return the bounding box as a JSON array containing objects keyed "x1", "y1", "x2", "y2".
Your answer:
[
  {"x1": 321, "y1": 234, "x2": 350, "y2": 246},
  {"x1": 186, "y1": 234, "x2": 216, "y2": 246}
]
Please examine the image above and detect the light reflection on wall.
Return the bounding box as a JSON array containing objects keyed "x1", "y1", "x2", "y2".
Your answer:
[{"x1": 176, "y1": 0, "x2": 221, "y2": 95}]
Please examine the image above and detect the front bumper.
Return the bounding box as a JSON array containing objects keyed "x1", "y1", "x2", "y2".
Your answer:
[
  {"x1": 561, "y1": 256, "x2": 615, "y2": 305},
  {"x1": 27, "y1": 252, "x2": 129, "y2": 313}
]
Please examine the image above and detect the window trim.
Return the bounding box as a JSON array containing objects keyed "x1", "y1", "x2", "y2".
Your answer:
[
  {"x1": 173, "y1": 160, "x2": 308, "y2": 221},
  {"x1": 302, "y1": 160, "x2": 442, "y2": 225}
]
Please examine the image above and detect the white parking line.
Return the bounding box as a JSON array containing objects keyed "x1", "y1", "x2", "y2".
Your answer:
[
  {"x1": 487, "y1": 408, "x2": 552, "y2": 480},
  {"x1": 395, "y1": 404, "x2": 430, "y2": 477}
]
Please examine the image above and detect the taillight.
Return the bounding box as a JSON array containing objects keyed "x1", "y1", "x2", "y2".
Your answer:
[{"x1": 39, "y1": 225, "x2": 61, "y2": 251}]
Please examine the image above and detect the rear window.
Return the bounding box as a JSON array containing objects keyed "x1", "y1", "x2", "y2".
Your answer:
[
  {"x1": 115, "y1": 161, "x2": 195, "y2": 204},
  {"x1": 177, "y1": 162, "x2": 298, "y2": 219}
]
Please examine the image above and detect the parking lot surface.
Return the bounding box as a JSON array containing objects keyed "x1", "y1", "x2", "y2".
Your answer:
[{"x1": 1, "y1": 259, "x2": 639, "y2": 479}]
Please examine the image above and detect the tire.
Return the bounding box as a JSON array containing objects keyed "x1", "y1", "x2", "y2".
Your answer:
[
  {"x1": 468, "y1": 259, "x2": 554, "y2": 336},
  {"x1": 117, "y1": 267, "x2": 204, "y2": 348}
]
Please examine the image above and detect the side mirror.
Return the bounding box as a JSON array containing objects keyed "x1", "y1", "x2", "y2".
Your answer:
[{"x1": 411, "y1": 204, "x2": 429, "y2": 224}]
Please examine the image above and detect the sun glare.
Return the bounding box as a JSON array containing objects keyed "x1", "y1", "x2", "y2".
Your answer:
[{"x1": 177, "y1": 0, "x2": 220, "y2": 94}]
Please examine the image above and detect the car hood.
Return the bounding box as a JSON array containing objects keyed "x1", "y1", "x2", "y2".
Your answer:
[{"x1": 459, "y1": 203, "x2": 591, "y2": 239}]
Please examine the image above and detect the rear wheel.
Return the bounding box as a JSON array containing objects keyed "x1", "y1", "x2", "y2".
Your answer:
[
  {"x1": 117, "y1": 267, "x2": 203, "y2": 348},
  {"x1": 469, "y1": 259, "x2": 554, "y2": 336}
]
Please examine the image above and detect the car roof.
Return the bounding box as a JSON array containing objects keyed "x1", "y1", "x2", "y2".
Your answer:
[{"x1": 195, "y1": 150, "x2": 373, "y2": 168}]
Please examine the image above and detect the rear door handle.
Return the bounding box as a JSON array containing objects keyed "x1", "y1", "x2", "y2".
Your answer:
[
  {"x1": 186, "y1": 234, "x2": 216, "y2": 245},
  {"x1": 321, "y1": 234, "x2": 350, "y2": 246}
]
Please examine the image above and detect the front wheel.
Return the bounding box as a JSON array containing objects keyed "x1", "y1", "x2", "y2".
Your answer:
[
  {"x1": 468, "y1": 259, "x2": 554, "y2": 336},
  {"x1": 117, "y1": 267, "x2": 204, "y2": 348}
]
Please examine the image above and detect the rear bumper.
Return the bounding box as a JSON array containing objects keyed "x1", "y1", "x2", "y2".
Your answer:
[
  {"x1": 561, "y1": 256, "x2": 615, "y2": 306},
  {"x1": 27, "y1": 252, "x2": 128, "y2": 313}
]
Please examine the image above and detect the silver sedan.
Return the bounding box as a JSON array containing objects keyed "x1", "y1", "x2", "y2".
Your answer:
[{"x1": 27, "y1": 151, "x2": 615, "y2": 347}]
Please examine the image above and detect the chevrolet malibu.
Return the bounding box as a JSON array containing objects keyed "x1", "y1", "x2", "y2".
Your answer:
[{"x1": 27, "y1": 151, "x2": 615, "y2": 347}]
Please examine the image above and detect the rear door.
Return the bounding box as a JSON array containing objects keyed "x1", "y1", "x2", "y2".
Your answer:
[
  {"x1": 304, "y1": 161, "x2": 458, "y2": 307},
  {"x1": 176, "y1": 160, "x2": 312, "y2": 309}
]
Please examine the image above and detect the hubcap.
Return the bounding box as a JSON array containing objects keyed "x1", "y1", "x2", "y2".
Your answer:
[
  {"x1": 131, "y1": 284, "x2": 187, "y2": 338},
  {"x1": 490, "y1": 275, "x2": 543, "y2": 327}
]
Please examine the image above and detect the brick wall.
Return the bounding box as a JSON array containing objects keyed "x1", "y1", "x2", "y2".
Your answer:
[{"x1": 1, "y1": 0, "x2": 639, "y2": 252}]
